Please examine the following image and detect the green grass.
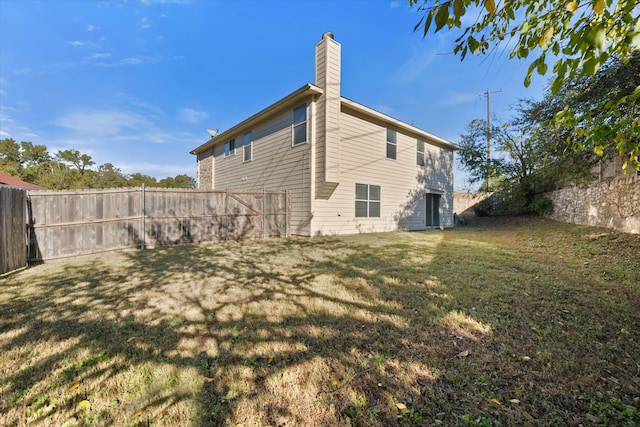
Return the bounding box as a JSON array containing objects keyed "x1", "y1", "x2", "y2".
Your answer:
[{"x1": 1, "y1": 215, "x2": 639, "y2": 426}]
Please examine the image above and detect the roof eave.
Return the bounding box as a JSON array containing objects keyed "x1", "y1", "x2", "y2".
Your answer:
[
  {"x1": 340, "y1": 97, "x2": 459, "y2": 151},
  {"x1": 191, "y1": 83, "x2": 324, "y2": 155}
]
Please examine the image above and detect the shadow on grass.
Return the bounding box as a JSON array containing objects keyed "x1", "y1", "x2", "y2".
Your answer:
[{"x1": 1, "y1": 217, "x2": 639, "y2": 426}]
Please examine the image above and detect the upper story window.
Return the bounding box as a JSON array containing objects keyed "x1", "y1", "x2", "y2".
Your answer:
[
  {"x1": 243, "y1": 132, "x2": 252, "y2": 162},
  {"x1": 386, "y1": 128, "x2": 397, "y2": 160},
  {"x1": 293, "y1": 104, "x2": 307, "y2": 146},
  {"x1": 355, "y1": 183, "x2": 381, "y2": 218},
  {"x1": 224, "y1": 139, "x2": 235, "y2": 158},
  {"x1": 417, "y1": 139, "x2": 425, "y2": 166}
]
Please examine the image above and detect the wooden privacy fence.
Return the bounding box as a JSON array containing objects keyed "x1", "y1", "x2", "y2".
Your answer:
[
  {"x1": 1, "y1": 186, "x2": 27, "y2": 275},
  {"x1": 26, "y1": 187, "x2": 291, "y2": 262}
]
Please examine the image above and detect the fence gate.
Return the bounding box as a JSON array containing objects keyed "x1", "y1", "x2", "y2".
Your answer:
[{"x1": 0, "y1": 187, "x2": 27, "y2": 275}]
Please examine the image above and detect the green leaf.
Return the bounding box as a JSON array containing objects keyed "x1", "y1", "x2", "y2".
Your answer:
[
  {"x1": 453, "y1": 0, "x2": 465, "y2": 21},
  {"x1": 435, "y1": 3, "x2": 451, "y2": 32},
  {"x1": 537, "y1": 61, "x2": 548, "y2": 75},
  {"x1": 594, "y1": 145, "x2": 604, "y2": 156},
  {"x1": 593, "y1": 0, "x2": 605, "y2": 15},
  {"x1": 583, "y1": 57, "x2": 598, "y2": 76},
  {"x1": 423, "y1": 9, "x2": 435, "y2": 36},
  {"x1": 552, "y1": 77, "x2": 563, "y2": 93},
  {"x1": 484, "y1": 0, "x2": 496, "y2": 14},
  {"x1": 594, "y1": 26, "x2": 606, "y2": 52},
  {"x1": 468, "y1": 35, "x2": 480, "y2": 52}
]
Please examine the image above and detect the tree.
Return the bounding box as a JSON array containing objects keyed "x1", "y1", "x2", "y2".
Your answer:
[
  {"x1": 128, "y1": 173, "x2": 158, "y2": 187},
  {"x1": 1, "y1": 137, "x2": 196, "y2": 190},
  {"x1": 158, "y1": 174, "x2": 196, "y2": 189},
  {"x1": 457, "y1": 118, "x2": 507, "y2": 190},
  {"x1": 409, "y1": 0, "x2": 640, "y2": 169},
  {"x1": 94, "y1": 163, "x2": 129, "y2": 189},
  {"x1": 0, "y1": 138, "x2": 21, "y2": 176}
]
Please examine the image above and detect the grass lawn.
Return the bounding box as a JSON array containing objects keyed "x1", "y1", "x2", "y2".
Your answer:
[{"x1": 1, "y1": 215, "x2": 639, "y2": 426}]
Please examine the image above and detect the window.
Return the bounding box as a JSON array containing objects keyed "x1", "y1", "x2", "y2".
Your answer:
[
  {"x1": 293, "y1": 104, "x2": 307, "y2": 145},
  {"x1": 386, "y1": 128, "x2": 396, "y2": 160},
  {"x1": 224, "y1": 139, "x2": 235, "y2": 158},
  {"x1": 243, "y1": 132, "x2": 252, "y2": 162},
  {"x1": 355, "y1": 183, "x2": 381, "y2": 218},
  {"x1": 417, "y1": 139, "x2": 425, "y2": 166}
]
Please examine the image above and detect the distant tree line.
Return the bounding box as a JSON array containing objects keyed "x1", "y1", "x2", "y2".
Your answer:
[{"x1": 0, "y1": 138, "x2": 196, "y2": 190}]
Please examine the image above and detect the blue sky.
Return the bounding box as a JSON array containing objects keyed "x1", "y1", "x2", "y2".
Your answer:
[{"x1": 0, "y1": 0, "x2": 548, "y2": 190}]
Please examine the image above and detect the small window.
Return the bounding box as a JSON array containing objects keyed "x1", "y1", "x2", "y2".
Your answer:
[
  {"x1": 224, "y1": 139, "x2": 235, "y2": 158},
  {"x1": 417, "y1": 139, "x2": 425, "y2": 166},
  {"x1": 243, "y1": 132, "x2": 252, "y2": 162},
  {"x1": 355, "y1": 183, "x2": 381, "y2": 218},
  {"x1": 293, "y1": 104, "x2": 307, "y2": 145},
  {"x1": 386, "y1": 128, "x2": 396, "y2": 160}
]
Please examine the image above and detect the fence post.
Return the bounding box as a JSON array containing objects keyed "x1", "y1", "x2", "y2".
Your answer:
[
  {"x1": 225, "y1": 187, "x2": 229, "y2": 241},
  {"x1": 285, "y1": 190, "x2": 289, "y2": 238},
  {"x1": 263, "y1": 187, "x2": 267, "y2": 239},
  {"x1": 141, "y1": 184, "x2": 146, "y2": 250}
]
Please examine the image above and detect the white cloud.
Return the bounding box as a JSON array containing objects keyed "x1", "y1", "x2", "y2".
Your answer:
[
  {"x1": 66, "y1": 41, "x2": 85, "y2": 47},
  {"x1": 140, "y1": 17, "x2": 151, "y2": 29},
  {"x1": 121, "y1": 56, "x2": 161, "y2": 65},
  {"x1": 177, "y1": 108, "x2": 209, "y2": 124},
  {"x1": 118, "y1": 162, "x2": 193, "y2": 176},
  {"x1": 52, "y1": 109, "x2": 155, "y2": 137},
  {"x1": 87, "y1": 53, "x2": 112, "y2": 59},
  {"x1": 439, "y1": 92, "x2": 481, "y2": 106},
  {"x1": 391, "y1": 48, "x2": 438, "y2": 84},
  {"x1": 87, "y1": 24, "x2": 99, "y2": 32}
]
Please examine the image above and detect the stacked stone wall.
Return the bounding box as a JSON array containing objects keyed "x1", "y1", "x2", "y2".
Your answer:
[
  {"x1": 197, "y1": 148, "x2": 214, "y2": 190},
  {"x1": 545, "y1": 174, "x2": 640, "y2": 234}
]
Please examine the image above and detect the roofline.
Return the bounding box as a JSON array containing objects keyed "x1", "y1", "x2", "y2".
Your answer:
[
  {"x1": 191, "y1": 83, "x2": 324, "y2": 155},
  {"x1": 340, "y1": 97, "x2": 459, "y2": 151},
  {"x1": 0, "y1": 172, "x2": 47, "y2": 189}
]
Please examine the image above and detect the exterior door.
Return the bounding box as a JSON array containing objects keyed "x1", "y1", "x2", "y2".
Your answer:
[{"x1": 425, "y1": 194, "x2": 441, "y2": 227}]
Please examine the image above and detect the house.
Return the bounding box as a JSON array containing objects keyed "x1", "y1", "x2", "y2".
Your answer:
[
  {"x1": 191, "y1": 33, "x2": 457, "y2": 236},
  {"x1": 0, "y1": 171, "x2": 46, "y2": 190}
]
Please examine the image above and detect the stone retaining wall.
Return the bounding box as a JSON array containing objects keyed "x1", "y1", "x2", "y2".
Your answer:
[
  {"x1": 545, "y1": 174, "x2": 640, "y2": 234},
  {"x1": 453, "y1": 191, "x2": 492, "y2": 215}
]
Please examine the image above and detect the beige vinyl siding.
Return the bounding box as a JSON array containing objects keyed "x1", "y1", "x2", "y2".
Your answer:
[
  {"x1": 314, "y1": 33, "x2": 341, "y2": 198},
  {"x1": 310, "y1": 110, "x2": 454, "y2": 235},
  {"x1": 212, "y1": 109, "x2": 311, "y2": 235}
]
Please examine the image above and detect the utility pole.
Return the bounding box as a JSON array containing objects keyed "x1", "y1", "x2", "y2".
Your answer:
[{"x1": 480, "y1": 89, "x2": 501, "y2": 192}]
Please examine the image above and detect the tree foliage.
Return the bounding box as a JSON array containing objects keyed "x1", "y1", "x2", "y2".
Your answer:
[
  {"x1": 455, "y1": 58, "x2": 638, "y2": 213},
  {"x1": 0, "y1": 138, "x2": 196, "y2": 190},
  {"x1": 409, "y1": 0, "x2": 640, "y2": 169}
]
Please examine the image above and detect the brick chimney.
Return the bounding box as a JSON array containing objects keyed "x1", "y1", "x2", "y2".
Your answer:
[{"x1": 314, "y1": 32, "x2": 341, "y2": 199}]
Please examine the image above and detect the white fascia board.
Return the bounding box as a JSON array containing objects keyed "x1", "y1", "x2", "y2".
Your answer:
[
  {"x1": 191, "y1": 84, "x2": 324, "y2": 155},
  {"x1": 340, "y1": 97, "x2": 459, "y2": 151}
]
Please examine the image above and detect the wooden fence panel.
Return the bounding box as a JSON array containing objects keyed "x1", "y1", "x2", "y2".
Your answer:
[
  {"x1": 23, "y1": 187, "x2": 290, "y2": 262},
  {"x1": 28, "y1": 188, "x2": 142, "y2": 261},
  {"x1": 0, "y1": 187, "x2": 27, "y2": 275}
]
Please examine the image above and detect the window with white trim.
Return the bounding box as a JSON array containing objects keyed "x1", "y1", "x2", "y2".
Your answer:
[
  {"x1": 293, "y1": 104, "x2": 307, "y2": 145},
  {"x1": 355, "y1": 183, "x2": 381, "y2": 218},
  {"x1": 243, "y1": 132, "x2": 252, "y2": 162},
  {"x1": 386, "y1": 128, "x2": 396, "y2": 160},
  {"x1": 417, "y1": 139, "x2": 425, "y2": 166},
  {"x1": 224, "y1": 139, "x2": 235, "y2": 158}
]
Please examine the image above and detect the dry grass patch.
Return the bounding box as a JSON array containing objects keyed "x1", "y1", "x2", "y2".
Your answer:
[{"x1": 1, "y1": 216, "x2": 639, "y2": 426}]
